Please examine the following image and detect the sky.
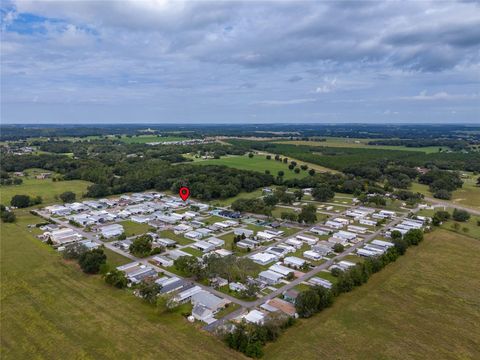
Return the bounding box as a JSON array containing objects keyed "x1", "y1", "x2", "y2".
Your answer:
[{"x1": 1, "y1": 0, "x2": 479, "y2": 124}]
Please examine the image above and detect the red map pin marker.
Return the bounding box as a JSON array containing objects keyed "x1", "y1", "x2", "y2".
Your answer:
[{"x1": 179, "y1": 186, "x2": 190, "y2": 201}]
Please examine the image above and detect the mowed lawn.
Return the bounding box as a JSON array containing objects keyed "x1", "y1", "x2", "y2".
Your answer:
[
  {"x1": 264, "y1": 230, "x2": 480, "y2": 360},
  {"x1": 0, "y1": 177, "x2": 91, "y2": 206},
  {"x1": 0, "y1": 211, "x2": 242, "y2": 360},
  {"x1": 192, "y1": 154, "x2": 309, "y2": 180}
]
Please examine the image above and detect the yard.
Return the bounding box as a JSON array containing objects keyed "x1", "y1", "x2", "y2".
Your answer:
[
  {"x1": 158, "y1": 229, "x2": 194, "y2": 245},
  {"x1": 0, "y1": 211, "x2": 239, "y2": 360},
  {"x1": 118, "y1": 220, "x2": 151, "y2": 237},
  {"x1": 264, "y1": 230, "x2": 480, "y2": 360}
]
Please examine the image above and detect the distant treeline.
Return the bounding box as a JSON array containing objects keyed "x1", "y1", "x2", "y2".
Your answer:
[
  {"x1": 2, "y1": 124, "x2": 479, "y2": 141},
  {"x1": 368, "y1": 138, "x2": 471, "y2": 150}
]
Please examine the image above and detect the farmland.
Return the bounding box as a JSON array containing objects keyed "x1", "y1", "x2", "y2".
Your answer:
[
  {"x1": 274, "y1": 138, "x2": 446, "y2": 153},
  {"x1": 0, "y1": 211, "x2": 241, "y2": 360},
  {"x1": 264, "y1": 230, "x2": 480, "y2": 360},
  {"x1": 0, "y1": 171, "x2": 91, "y2": 206}
]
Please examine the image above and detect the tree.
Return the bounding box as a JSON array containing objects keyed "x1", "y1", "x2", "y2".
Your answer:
[
  {"x1": 393, "y1": 238, "x2": 408, "y2": 255},
  {"x1": 293, "y1": 189, "x2": 303, "y2": 200},
  {"x1": 403, "y1": 229, "x2": 424, "y2": 246},
  {"x1": 280, "y1": 211, "x2": 297, "y2": 222},
  {"x1": 288, "y1": 164, "x2": 295, "y2": 170},
  {"x1": 138, "y1": 278, "x2": 162, "y2": 304},
  {"x1": 10, "y1": 194, "x2": 31, "y2": 208},
  {"x1": 263, "y1": 194, "x2": 279, "y2": 207},
  {"x1": 129, "y1": 234, "x2": 153, "y2": 257},
  {"x1": 432, "y1": 210, "x2": 450, "y2": 226},
  {"x1": 0, "y1": 205, "x2": 16, "y2": 223},
  {"x1": 104, "y1": 269, "x2": 128, "y2": 289},
  {"x1": 452, "y1": 208, "x2": 470, "y2": 222},
  {"x1": 433, "y1": 189, "x2": 451, "y2": 200},
  {"x1": 390, "y1": 230, "x2": 402, "y2": 241},
  {"x1": 313, "y1": 286, "x2": 334, "y2": 311},
  {"x1": 283, "y1": 158, "x2": 288, "y2": 163},
  {"x1": 294, "y1": 167, "x2": 300, "y2": 174},
  {"x1": 78, "y1": 248, "x2": 106, "y2": 274},
  {"x1": 298, "y1": 204, "x2": 317, "y2": 224},
  {"x1": 59, "y1": 191, "x2": 76, "y2": 203},
  {"x1": 295, "y1": 289, "x2": 320, "y2": 318},
  {"x1": 312, "y1": 185, "x2": 334, "y2": 202},
  {"x1": 308, "y1": 169, "x2": 315, "y2": 176},
  {"x1": 63, "y1": 243, "x2": 88, "y2": 260},
  {"x1": 265, "y1": 170, "x2": 270, "y2": 175},
  {"x1": 241, "y1": 282, "x2": 259, "y2": 298},
  {"x1": 333, "y1": 243, "x2": 344, "y2": 253},
  {"x1": 277, "y1": 171, "x2": 285, "y2": 177},
  {"x1": 266, "y1": 155, "x2": 271, "y2": 160},
  {"x1": 248, "y1": 153, "x2": 254, "y2": 158}
]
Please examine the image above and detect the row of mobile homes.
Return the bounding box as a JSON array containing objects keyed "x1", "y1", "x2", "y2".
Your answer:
[
  {"x1": 296, "y1": 234, "x2": 318, "y2": 245},
  {"x1": 308, "y1": 276, "x2": 333, "y2": 289},
  {"x1": 117, "y1": 262, "x2": 157, "y2": 285}
]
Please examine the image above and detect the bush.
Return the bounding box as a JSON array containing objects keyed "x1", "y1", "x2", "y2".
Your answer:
[
  {"x1": 452, "y1": 208, "x2": 470, "y2": 222},
  {"x1": 432, "y1": 210, "x2": 450, "y2": 226}
]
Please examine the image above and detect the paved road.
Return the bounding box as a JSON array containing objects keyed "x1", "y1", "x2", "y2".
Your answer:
[{"x1": 425, "y1": 197, "x2": 480, "y2": 215}]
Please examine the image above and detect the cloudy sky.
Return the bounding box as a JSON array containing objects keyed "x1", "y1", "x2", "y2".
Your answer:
[{"x1": 1, "y1": 0, "x2": 479, "y2": 124}]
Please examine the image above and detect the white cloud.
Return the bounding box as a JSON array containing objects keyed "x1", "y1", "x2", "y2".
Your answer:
[{"x1": 255, "y1": 98, "x2": 317, "y2": 106}]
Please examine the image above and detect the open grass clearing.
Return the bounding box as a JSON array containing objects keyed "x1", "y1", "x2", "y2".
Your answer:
[
  {"x1": 191, "y1": 154, "x2": 309, "y2": 180},
  {"x1": 0, "y1": 176, "x2": 91, "y2": 206}
]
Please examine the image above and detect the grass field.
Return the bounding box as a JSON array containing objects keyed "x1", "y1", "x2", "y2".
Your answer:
[
  {"x1": 211, "y1": 188, "x2": 265, "y2": 207},
  {"x1": 0, "y1": 176, "x2": 91, "y2": 206},
  {"x1": 411, "y1": 175, "x2": 480, "y2": 209},
  {"x1": 118, "y1": 220, "x2": 151, "y2": 237},
  {"x1": 274, "y1": 138, "x2": 446, "y2": 153},
  {"x1": 264, "y1": 230, "x2": 480, "y2": 360},
  {"x1": 191, "y1": 154, "x2": 309, "y2": 180},
  {"x1": 0, "y1": 211, "x2": 240, "y2": 360}
]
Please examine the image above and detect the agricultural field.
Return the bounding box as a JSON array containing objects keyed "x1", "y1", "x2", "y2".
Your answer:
[
  {"x1": 274, "y1": 138, "x2": 447, "y2": 153},
  {"x1": 117, "y1": 135, "x2": 189, "y2": 144},
  {"x1": 0, "y1": 170, "x2": 91, "y2": 206},
  {"x1": 265, "y1": 230, "x2": 480, "y2": 360},
  {"x1": 191, "y1": 154, "x2": 310, "y2": 180},
  {"x1": 0, "y1": 211, "x2": 240, "y2": 360}
]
